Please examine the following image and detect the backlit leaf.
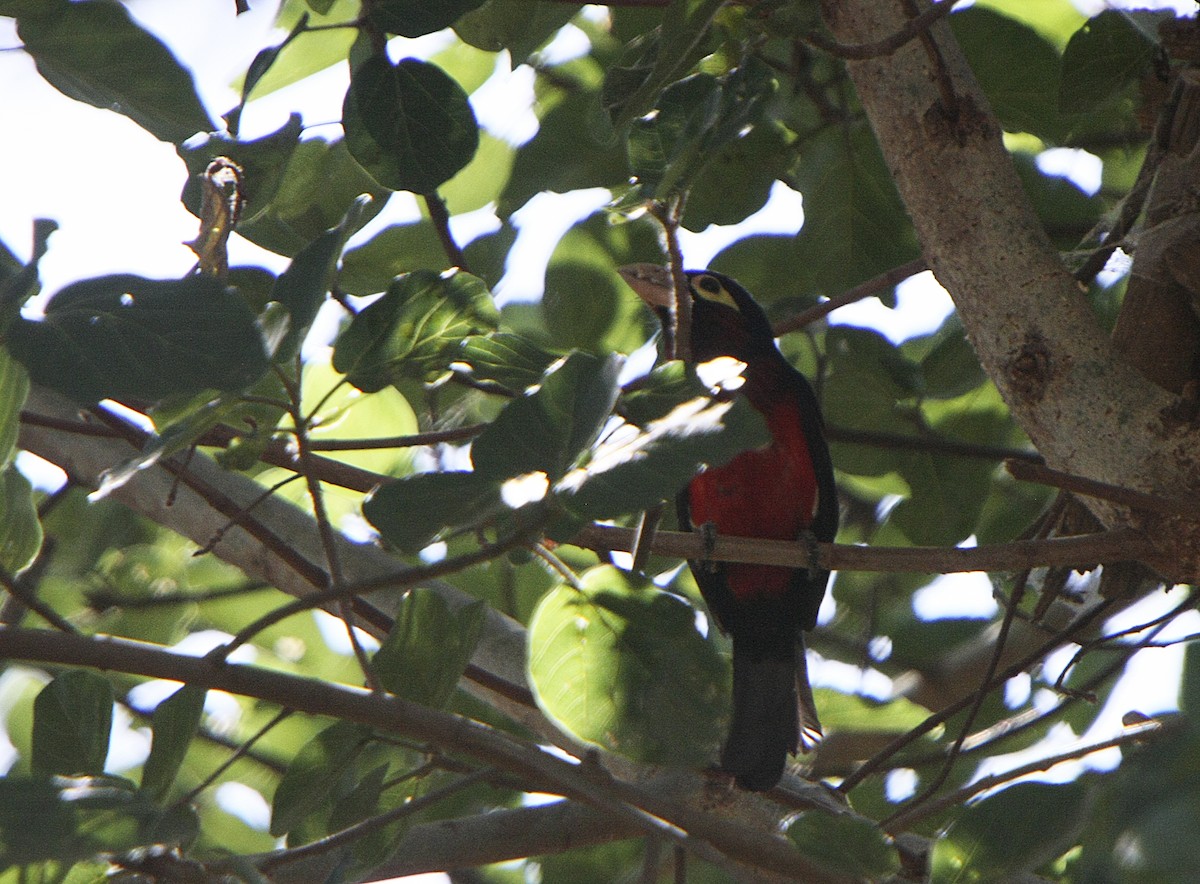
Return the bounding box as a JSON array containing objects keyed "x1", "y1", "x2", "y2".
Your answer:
[
  {"x1": 32, "y1": 671, "x2": 114, "y2": 777},
  {"x1": 0, "y1": 467, "x2": 43, "y2": 574},
  {"x1": 139, "y1": 685, "x2": 206, "y2": 802},
  {"x1": 373, "y1": 588, "x2": 484, "y2": 707},
  {"x1": 528, "y1": 565, "x2": 726, "y2": 765},
  {"x1": 16, "y1": 0, "x2": 213, "y2": 143},
  {"x1": 332, "y1": 269, "x2": 498, "y2": 391}
]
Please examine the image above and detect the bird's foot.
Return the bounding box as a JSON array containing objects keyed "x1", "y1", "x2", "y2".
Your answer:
[
  {"x1": 697, "y1": 521, "x2": 719, "y2": 572},
  {"x1": 799, "y1": 529, "x2": 822, "y2": 576}
]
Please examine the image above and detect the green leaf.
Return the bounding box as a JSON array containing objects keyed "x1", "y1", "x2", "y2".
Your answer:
[
  {"x1": 333, "y1": 268, "x2": 496, "y2": 393},
  {"x1": 139, "y1": 685, "x2": 206, "y2": 802},
  {"x1": 619, "y1": 360, "x2": 709, "y2": 427},
  {"x1": 373, "y1": 588, "x2": 485, "y2": 707},
  {"x1": 32, "y1": 671, "x2": 114, "y2": 776},
  {"x1": 471, "y1": 351, "x2": 623, "y2": 482},
  {"x1": 343, "y1": 54, "x2": 480, "y2": 194},
  {"x1": 182, "y1": 128, "x2": 390, "y2": 259},
  {"x1": 682, "y1": 122, "x2": 792, "y2": 231},
  {"x1": 0, "y1": 349, "x2": 29, "y2": 470},
  {"x1": 600, "y1": 0, "x2": 724, "y2": 127},
  {"x1": 332, "y1": 269, "x2": 499, "y2": 391},
  {"x1": 271, "y1": 721, "x2": 372, "y2": 838},
  {"x1": 6, "y1": 274, "x2": 271, "y2": 404},
  {"x1": 527, "y1": 565, "x2": 727, "y2": 766},
  {"x1": 815, "y1": 691, "x2": 933, "y2": 734},
  {"x1": 629, "y1": 58, "x2": 776, "y2": 202},
  {"x1": 950, "y1": 6, "x2": 1066, "y2": 141},
  {"x1": 368, "y1": 0, "x2": 486, "y2": 38},
  {"x1": 243, "y1": 0, "x2": 358, "y2": 98},
  {"x1": 455, "y1": 0, "x2": 579, "y2": 65},
  {"x1": 931, "y1": 782, "x2": 1090, "y2": 882},
  {"x1": 180, "y1": 116, "x2": 303, "y2": 239},
  {"x1": 791, "y1": 123, "x2": 919, "y2": 296},
  {"x1": 889, "y1": 449, "x2": 999, "y2": 547},
  {"x1": 1060, "y1": 11, "x2": 1157, "y2": 114},
  {"x1": 363, "y1": 470, "x2": 504, "y2": 554},
  {"x1": 559, "y1": 392, "x2": 771, "y2": 521},
  {"x1": 628, "y1": 72, "x2": 722, "y2": 197},
  {"x1": 270, "y1": 195, "x2": 371, "y2": 361},
  {"x1": 917, "y1": 314, "x2": 988, "y2": 400},
  {"x1": 16, "y1": 0, "x2": 213, "y2": 143},
  {"x1": 226, "y1": 15, "x2": 312, "y2": 135},
  {"x1": 457, "y1": 333, "x2": 561, "y2": 391},
  {"x1": 789, "y1": 813, "x2": 899, "y2": 879},
  {"x1": 498, "y1": 88, "x2": 628, "y2": 218},
  {"x1": 0, "y1": 467, "x2": 43, "y2": 574},
  {"x1": 0, "y1": 777, "x2": 79, "y2": 866},
  {"x1": 542, "y1": 213, "x2": 664, "y2": 355},
  {"x1": 339, "y1": 221, "x2": 451, "y2": 296},
  {"x1": 439, "y1": 132, "x2": 517, "y2": 215}
]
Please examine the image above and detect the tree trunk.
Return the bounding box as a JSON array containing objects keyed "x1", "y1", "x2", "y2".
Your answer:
[{"x1": 821, "y1": 0, "x2": 1200, "y2": 581}]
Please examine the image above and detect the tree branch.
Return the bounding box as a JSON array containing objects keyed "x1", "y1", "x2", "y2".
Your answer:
[
  {"x1": 17, "y1": 385, "x2": 541, "y2": 736},
  {"x1": 771, "y1": 257, "x2": 927, "y2": 335},
  {"x1": 570, "y1": 523, "x2": 1155, "y2": 574},
  {"x1": 821, "y1": 0, "x2": 1200, "y2": 582},
  {"x1": 0, "y1": 627, "x2": 854, "y2": 883},
  {"x1": 886, "y1": 716, "x2": 1175, "y2": 833},
  {"x1": 805, "y1": 0, "x2": 961, "y2": 61}
]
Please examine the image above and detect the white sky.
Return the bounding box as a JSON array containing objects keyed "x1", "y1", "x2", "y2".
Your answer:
[{"x1": 1, "y1": 0, "x2": 1197, "y2": 843}]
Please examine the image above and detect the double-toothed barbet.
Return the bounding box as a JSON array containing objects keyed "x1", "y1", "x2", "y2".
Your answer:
[{"x1": 622, "y1": 265, "x2": 838, "y2": 791}]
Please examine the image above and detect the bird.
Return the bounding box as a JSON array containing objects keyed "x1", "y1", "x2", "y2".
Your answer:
[{"x1": 620, "y1": 264, "x2": 838, "y2": 791}]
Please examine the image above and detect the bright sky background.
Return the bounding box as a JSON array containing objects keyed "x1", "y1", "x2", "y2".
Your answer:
[{"x1": 2, "y1": 0, "x2": 1199, "y2": 867}]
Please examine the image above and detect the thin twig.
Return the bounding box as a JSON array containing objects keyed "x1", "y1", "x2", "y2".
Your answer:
[
  {"x1": 773, "y1": 257, "x2": 929, "y2": 335},
  {"x1": 424, "y1": 191, "x2": 471, "y2": 271},
  {"x1": 887, "y1": 717, "x2": 1174, "y2": 832},
  {"x1": 280, "y1": 360, "x2": 381, "y2": 691},
  {"x1": 259, "y1": 767, "x2": 496, "y2": 872},
  {"x1": 805, "y1": 0, "x2": 960, "y2": 60},
  {"x1": 87, "y1": 580, "x2": 275, "y2": 611},
  {"x1": 1007, "y1": 458, "x2": 1200, "y2": 520},
  {"x1": 0, "y1": 553, "x2": 75, "y2": 633},
  {"x1": 829, "y1": 424, "x2": 1041, "y2": 464},
  {"x1": 174, "y1": 708, "x2": 294, "y2": 810},
  {"x1": 649, "y1": 198, "x2": 691, "y2": 363},
  {"x1": 836, "y1": 596, "x2": 1119, "y2": 794},
  {"x1": 883, "y1": 565, "x2": 1035, "y2": 827},
  {"x1": 217, "y1": 526, "x2": 539, "y2": 659},
  {"x1": 0, "y1": 628, "x2": 843, "y2": 882}
]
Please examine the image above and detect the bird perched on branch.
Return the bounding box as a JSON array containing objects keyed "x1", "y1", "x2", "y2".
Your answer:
[{"x1": 621, "y1": 264, "x2": 838, "y2": 791}]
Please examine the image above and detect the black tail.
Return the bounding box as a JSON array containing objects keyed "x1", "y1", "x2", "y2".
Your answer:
[{"x1": 722, "y1": 635, "x2": 822, "y2": 791}]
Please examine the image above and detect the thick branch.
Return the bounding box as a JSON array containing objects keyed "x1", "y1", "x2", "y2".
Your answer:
[
  {"x1": 17, "y1": 385, "x2": 541, "y2": 735},
  {"x1": 0, "y1": 628, "x2": 852, "y2": 883},
  {"x1": 266, "y1": 801, "x2": 642, "y2": 882}
]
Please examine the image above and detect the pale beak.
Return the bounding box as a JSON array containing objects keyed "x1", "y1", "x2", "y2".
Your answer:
[{"x1": 618, "y1": 263, "x2": 675, "y2": 309}]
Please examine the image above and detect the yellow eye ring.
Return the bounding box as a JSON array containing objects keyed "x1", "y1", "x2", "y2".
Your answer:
[{"x1": 690, "y1": 273, "x2": 740, "y2": 311}]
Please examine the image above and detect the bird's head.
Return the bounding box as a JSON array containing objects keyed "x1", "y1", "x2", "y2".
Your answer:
[{"x1": 619, "y1": 264, "x2": 776, "y2": 364}]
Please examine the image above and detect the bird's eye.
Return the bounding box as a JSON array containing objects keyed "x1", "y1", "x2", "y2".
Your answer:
[{"x1": 690, "y1": 274, "x2": 739, "y2": 311}]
